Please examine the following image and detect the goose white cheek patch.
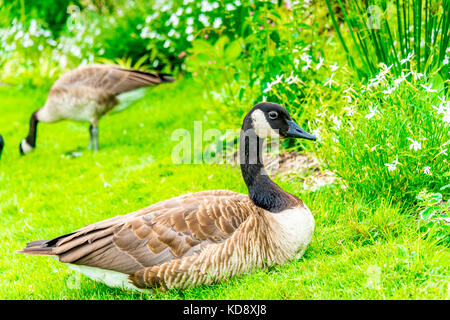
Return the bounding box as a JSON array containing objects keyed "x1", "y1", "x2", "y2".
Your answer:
[{"x1": 251, "y1": 109, "x2": 280, "y2": 138}]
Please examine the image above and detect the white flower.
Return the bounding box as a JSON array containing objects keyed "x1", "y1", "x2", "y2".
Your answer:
[
  {"x1": 263, "y1": 82, "x2": 273, "y2": 93},
  {"x1": 285, "y1": 72, "x2": 299, "y2": 84},
  {"x1": 201, "y1": 0, "x2": 214, "y2": 11},
  {"x1": 443, "y1": 55, "x2": 449, "y2": 65},
  {"x1": 385, "y1": 163, "x2": 397, "y2": 171},
  {"x1": 199, "y1": 14, "x2": 210, "y2": 26},
  {"x1": 344, "y1": 103, "x2": 357, "y2": 116},
  {"x1": 299, "y1": 53, "x2": 312, "y2": 71},
  {"x1": 412, "y1": 70, "x2": 424, "y2": 80},
  {"x1": 185, "y1": 25, "x2": 194, "y2": 34},
  {"x1": 343, "y1": 85, "x2": 354, "y2": 94},
  {"x1": 271, "y1": 74, "x2": 284, "y2": 85},
  {"x1": 400, "y1": 52, "x2": 414, "y2": 64},
  {"x1": 423, "y1": 166, "x2": 431, "y2": 175},
  {"x1": 329, "y1": 114, "x2": 341, "y2": 130},
  {"x1": 432, "y1": 100, "x2": 450, "y2": 124},
  {"x1": 407, "y1": 138, "x2": 422, "y2": 151},
  {"x1": 300, "y1": 53, "x2": 310, "y2": 62},
  {"x1": 329, "y1": 62, "x2": 339, "y2": 71},
  {"x1": 302, "y1": 59, "x2": 312, "y2": 71},
  {"x1": 324, "y1": 73, "x2": 337, "y2": 88},
  {"x1": 316, "y1": 57, "x2": 324, "y2": 70},
  {"x1": 385, "y1": 156, "x2": 401, "y2": 172},
  {"x1": 312, "y1": 128, "x2": 321, "y2": 141},
  {"x1": 393, "y1": 72, "x2": 410, "y2": 87},
  {"x1": 443, "y1": 109, "x2": 450, "y2": 124},
  {"x1": 365, "y1": 105, "x2": 379, "y2": 119},
  {"x1": 437, "y1": 146, "x2": 448, "y2": 157},
  {"x1": 213, "y1": 17, "x2": 222, "y2": 28},
  {"x1": 318, "y1": 108, "x2": 328, "y2": 118},
  {"x1": 382, "y1": 86, "x2": 395, "y2": 95},
  {"x1": 167, "y1": 14, "x2": 180, "y2": 27},
  {"x1": 421, "y1": 83, "x2": 437, "y2": 93},
  {"x1": 225, "y1": 3, "x2": 235, "y2": 10}
]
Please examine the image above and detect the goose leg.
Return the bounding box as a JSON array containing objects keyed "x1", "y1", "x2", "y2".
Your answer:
[{"x1": 89, "y1": 123, "x2": 99, "y2": 152}]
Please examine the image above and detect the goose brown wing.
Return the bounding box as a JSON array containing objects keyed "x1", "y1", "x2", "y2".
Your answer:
[
  {"x1": 19, "y1": 190, "x2": 256, "y2": 274},
  {"x1": 52, "y1": 65, "x2": 173, "y2": 96}
]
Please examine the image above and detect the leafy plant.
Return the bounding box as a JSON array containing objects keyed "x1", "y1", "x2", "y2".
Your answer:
[
  {"x1": 325, "y1": 0, "x2": 450, "y2": 80},
  {"x1": 416, "y1": 186, "x2": 450, "y2": 246},
  {"x1": 315, "y1": 63, "x2": 449, "y2": 205}
]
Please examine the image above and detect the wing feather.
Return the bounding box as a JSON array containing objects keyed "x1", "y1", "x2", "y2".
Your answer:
[
  {"x1": 52, "y1": 65, "x2": 173, "y2": 96},
  {"x1": 19, "y1": 190, "x2": 255, "y2": 274}
]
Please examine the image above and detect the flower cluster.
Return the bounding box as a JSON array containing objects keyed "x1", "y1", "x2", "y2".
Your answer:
[{"x1": 138, "y1": 0, "x2": 260, "y2": 69}]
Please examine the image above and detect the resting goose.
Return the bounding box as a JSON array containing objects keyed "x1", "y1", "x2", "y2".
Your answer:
[
  {"x1": 19, "y1": 65, "x2": 174, "y2": 154},
  {"x1": 0, "y1": 134, "x2": 4, "y2": 159},
  {"x1": 19, "y1": 102, "x2": 316, "y2": 291}
]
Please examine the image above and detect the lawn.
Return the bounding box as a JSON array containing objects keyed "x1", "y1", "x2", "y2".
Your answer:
[{"x1": 0, "y1": 78, "x2": 448, "y2": 299}]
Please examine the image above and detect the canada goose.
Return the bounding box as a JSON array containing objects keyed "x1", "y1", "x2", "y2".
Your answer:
[
  {"x1": 19, "y1": 65, "x2": 174, "y2": 155},
  {"x1": 19, "y1": 102, "x2": 316, "y2": 291},
  {"x1": 0, "y1": 134, "x2": 4, "y2": 159}
]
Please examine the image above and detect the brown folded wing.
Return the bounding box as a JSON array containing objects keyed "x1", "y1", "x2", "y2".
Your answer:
[
  {"x1": 19, "y1": 190, "x2": 256, "y2": 274},
  {"x1": 52, "y1": 65, "x2": 172, "y2": 96}
]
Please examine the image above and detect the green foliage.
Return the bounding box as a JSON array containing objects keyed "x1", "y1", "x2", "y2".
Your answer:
[
  {"x1": 416, "y1": 187, "x2": 450, "y2": 246},
  {"x1": 0, "y1": 0, "x2": 449, "y2": 300},
  {"x1": 0, "y1": 80, "x2": 449, "y2": 299},
  {"x1": 184, "y1": 2, "x2": 323, "y2": 129},
  {"x1": 317, "y1": 65, "x2": 449, "y2": 205},
  {"x1": 1, "y1": 0, "x2": 83, "y2": 35},
  {"x1": 137, "y1": 0, "x2": 273, "y2": 71},
  {"x1": 325, "y1": 0, "x2": 450, "y2": 80}
]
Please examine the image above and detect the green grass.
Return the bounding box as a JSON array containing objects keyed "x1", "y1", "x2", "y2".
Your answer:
[{"x1": 0, "y1": 79, "x2": 448, "y2": 299}]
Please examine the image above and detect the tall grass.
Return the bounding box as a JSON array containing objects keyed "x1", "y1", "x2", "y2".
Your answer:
[{"x1": 325, "y1": 0, "x2": 450, "y2": 80}]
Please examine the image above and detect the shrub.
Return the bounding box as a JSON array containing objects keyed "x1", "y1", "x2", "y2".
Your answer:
[
  {"x1": 315, "y1": 64, "x2": 449, "y2": 205},
  {"x1": 184, "y1": 1, "x2": 326, "y2": 131}
]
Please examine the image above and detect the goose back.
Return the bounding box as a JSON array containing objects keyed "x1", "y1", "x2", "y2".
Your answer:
[{"x1": 38, "y1": 65, "x2": 173, "y2": 123}]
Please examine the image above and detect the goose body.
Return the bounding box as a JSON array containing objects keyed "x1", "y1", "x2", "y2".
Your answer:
[
  {"x1": 19, "y1": 102, "x2": 316, "y2": 291},
  {"x1": 20, "y1": 65, "x2": 174, "y2": 154}
]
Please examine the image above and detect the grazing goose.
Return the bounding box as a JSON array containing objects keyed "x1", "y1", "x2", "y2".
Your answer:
[
  {"x1": 19, "y1": 65, "x2": 174, "y2": 154},
  {"x1": 0, "y1": 134, "x2": 4, "y2": 159},
  {"x1": 19, "y1": 102, "x2": 316, "y2": 291}
]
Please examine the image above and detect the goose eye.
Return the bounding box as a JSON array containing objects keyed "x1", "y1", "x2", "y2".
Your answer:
[{"x1": 268, "y1": 111, "x2": 278, "y2": 120}]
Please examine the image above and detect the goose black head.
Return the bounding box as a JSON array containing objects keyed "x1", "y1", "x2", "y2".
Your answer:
[{"x1": 244, "y1": 102, "x2": 316, "y2": 141}]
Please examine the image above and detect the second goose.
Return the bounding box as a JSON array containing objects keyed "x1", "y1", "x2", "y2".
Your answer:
[
  {"x1": 19, "y1": 65, "x2": 174, "y2": 154},
  {"x1": 19, "y1": 102, "x2": 316, "y2": 291}
]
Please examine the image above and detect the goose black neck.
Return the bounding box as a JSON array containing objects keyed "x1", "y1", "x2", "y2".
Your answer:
[
  {"x1": 239, "y1": 118, "x2": 299, "y2": 213},
  {"x1": 25, "y1": 111, "x2": 39, "y2": 148}
]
